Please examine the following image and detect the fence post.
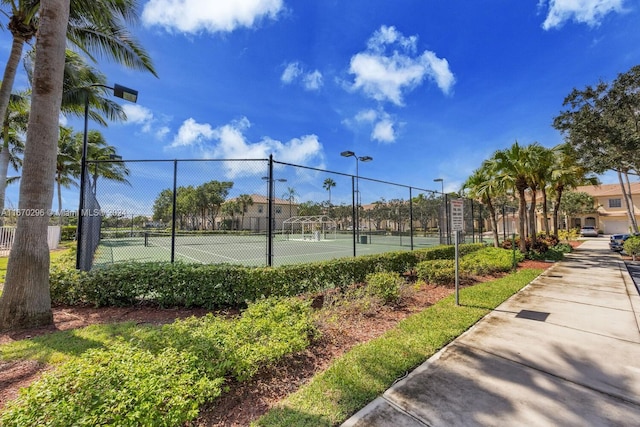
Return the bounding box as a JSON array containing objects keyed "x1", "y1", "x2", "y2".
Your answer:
[
  {"x1": 171, "y1": 160, "x2": 177, "y2": 263},
  {"x1": 409, "y1": 187, "x2": 414, "y2": 250},
  {"x1": 351, "y1": 175, "x2": 356, "y2": 257},
  {"x1": 267, "y1": 155, "x2": 274, "y2": 266}
]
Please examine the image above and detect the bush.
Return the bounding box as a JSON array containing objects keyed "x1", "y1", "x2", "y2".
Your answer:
[
  {"x1": 1, "y1": 297, "x2": 316, "y2": 427},
  {"x1": 50, "y1": 243, "x2": 488, "y2": 309},
  {"x1": 60, "y1": 225, "x2": 77, "y2": 241},
  {"x1": 624, "y1": 236, "x2": 640, "y2": 260},
  {"x1": 1, "y1": 342, "x2": 224, "y2": 427},
  {"x1": 461, "y1": 247, "x2": 522, "y2": 275},
  {"x1": 415, "y1": 259, "x2": 456, "y2": 285},
  {"x1": 415, "y1": 247, "x2": 523, "y2": 285},
  {"x1": 365, "y1": 272, "x2": 402, "y2": 304}
]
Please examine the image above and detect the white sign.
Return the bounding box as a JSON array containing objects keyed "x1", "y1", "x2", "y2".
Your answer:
[{"x1": 450, "y1": 199, "x2": 464, "y2": 231}]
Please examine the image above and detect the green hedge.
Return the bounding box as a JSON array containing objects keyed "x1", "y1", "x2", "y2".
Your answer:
[
  {"x1": 50, "y1": 244, "x2": 486, "y2": 308},
  {"x1": 415, "y1": 247, "x2": 524, "y2": 285}
]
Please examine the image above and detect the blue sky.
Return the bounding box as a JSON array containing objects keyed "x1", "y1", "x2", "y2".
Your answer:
[{"x1": 3, "y1": 0, "x2": 640, "y2": 215}]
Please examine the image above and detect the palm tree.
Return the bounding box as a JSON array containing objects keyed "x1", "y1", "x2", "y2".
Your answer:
[
  {"x1": 0, "y1": 0, "x2": 70, "y2": 330},
  {"x1": 237, "y1": 194, "x2": 253, "y2": 230},
  {"x1": 462, "y1": 162, "x2": 504, "y2": 247},
  {"x1": 283, "y1": 186, "x2": 298, "y2": 218},
  {"x1": 489, "y1": 141, "x2": 536, "y2": 252},
  {"x1": 76, "y1": 130, "x2": 129, "y2": 193},
  {"x1": 323, "y1": 178, "x2": 336, "y2": 205},
  {"x1": 523, "y1": 143, "x2": 548, "y2": 238},
  {"x1": 0, "y1": 90, "x2": 29, "y2": 221},
  {"x1": 24, "y1": 48, "x2": 129, "y2": 125},
  {"x1": 549, "y1": 143, "x2": 599, "y2": 235},
  {"x1": 55, "y1": 126, "x2": 80, "y2": 216},
  {"x1": 0, "y1": 0, "x2": 157, "y2": 156}
]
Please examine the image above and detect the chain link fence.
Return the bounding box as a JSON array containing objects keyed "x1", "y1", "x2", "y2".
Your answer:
[{"x1": 81, "y1": 156, "x2": 490, "y2": 270}]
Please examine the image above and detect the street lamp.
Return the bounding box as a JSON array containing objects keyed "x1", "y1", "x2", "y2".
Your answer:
[
  {"x1": 341, "y1": 151, "x2": 372, "y2": 241},
  {"x1": 76, "y1": 83, "x2": 138, "y2": 270},
  {"x1": 434, "y1": 178, "x2": 448, "y2": 244}
]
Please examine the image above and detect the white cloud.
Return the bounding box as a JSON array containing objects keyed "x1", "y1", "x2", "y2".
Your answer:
[
  {"x1": 123, "y1": 104, "x2": 154, "y2": 132},
  {"x1": 166, "y1": 117, "x2": 324, "y2": 177},
  {"x1": 142, "y1": 0, "x2": 284, "y2": 34},
  {"x1": 348, "y1": 25, "x2": 455, "y2": 105},
  {"x1": 540, "y1": 0, "x2": 626, "y2": 30},
  {"x1": 169, "y1": 117, "x2": 215, "y2": 147},
  {"x1": 355, "y1": 109, "x2": 377, "y2": 123},
  {"x1": 371, "y1": 119, "x2": 396, "y2": 143},
  {"x1": 345, "y1": 108, "x2": 399, "y2": 144},
  {"x1": 281, "y1": 62, "x2": 302, "y2": 83},
  {"x1": 303, "y1": 70, "x2": 323, "y2": 91},
  {"x1": 281, "y1": 61, "x2": 323, "y2": 91}
]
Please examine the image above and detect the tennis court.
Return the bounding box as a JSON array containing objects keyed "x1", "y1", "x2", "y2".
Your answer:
[{"x1": 93, "y1": 232, "x2": 442, "y2": 267}]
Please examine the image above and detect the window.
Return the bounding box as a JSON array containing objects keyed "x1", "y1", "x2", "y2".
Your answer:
[
  {"x1": 276, "y1": 207, "x2": 282, "y2": 214},
  {"x1": 258, "y1": 205, "x2": 263, "y2": 213},
  {"x1": 608, "y1": 198, "x2": 622, "y2": 208}
]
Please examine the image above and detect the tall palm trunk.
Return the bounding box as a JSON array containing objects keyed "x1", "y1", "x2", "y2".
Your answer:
[
  {"x1": 552, "y1": 184, "x2": 564, "y2": 236},
  {"x1": 528, "y1": 187, "x2": 537, "y2": 241},
  {"x1": 516, "y1": 183, "x2": 528, "y2": 252},
  {"x1": 0, "y1": 32, "x2": 32, "y2": 217},
  {"x1": 0, "y1": 143, "x2": 9, "y2": 223},
  {"x1": 541, "y1": 188, "x2": 550, "y2": 236},
  {"x1": 485, "y1": 199, "x2": 500, "y2": 248},
  {"x1": 0, "y1": 0, "x2": 70, "y2": 331}
]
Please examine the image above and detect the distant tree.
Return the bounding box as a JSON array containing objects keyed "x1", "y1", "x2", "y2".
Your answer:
[
  {"x1": 322, "y1": 178, "x2": 336, "y2": 205},
  {"x1": 237, "y1": 194, "x2": 254, "y2": 230},
  {"x1": 297, "y1": 201, "x2": 324, "y2": 216},
  {"x1": 282, "y1": 186, "x2": 298, "y2": 218},
  {"x1": 152, "y1": 188, "x2": 173, "y2": 223},
  {"x1": 196, "y1": 181, "x2": 233, "y2": 230},
  {"x1": 559, "y1": 191, "x2": 597, "y2": 220},
  {"x1": 489, "y1": 141, "x2": 539, "y2": 252},
  {"x1": 553, "y1": 65, "x2": 640, "y2": 233},
  {"x1": 549, "y1": 143, "x2": 599, "y2": 235},
  {"x1": 462, "y1": 163, "x2": 504, "y2": 247}
]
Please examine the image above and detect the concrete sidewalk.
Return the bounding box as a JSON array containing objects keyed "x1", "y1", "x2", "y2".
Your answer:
[{"x1": 343, "y1": 239, "x2": 640, "y2": 426}]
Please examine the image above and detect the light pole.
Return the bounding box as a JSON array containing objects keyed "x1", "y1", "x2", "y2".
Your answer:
[
  {"x1": 76, "y1": 83, "x2": 138, "y2": 270},
  {"x1": 434, "y1": 178, "x2": 448, "y2": 244},
  {"x1": 341, "y1": 151, "x2": 372, "y2": 242}
]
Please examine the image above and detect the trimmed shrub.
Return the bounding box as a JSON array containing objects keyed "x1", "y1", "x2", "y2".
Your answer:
[
  {"x1": 624, "y1": 236, "x2": 640, "y2": 260},
  {"x1": 365, "y1": 272, "x2": 402, "y2": 304},
  {"x1": 415, "y1": 259, "x2": 455, "y2": 285},
  {"x1": 49, "y1": 243, "x2": 488, "y2": 309}
]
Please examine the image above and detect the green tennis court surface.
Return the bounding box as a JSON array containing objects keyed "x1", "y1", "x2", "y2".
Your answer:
[{"x1": 93, "y1": 232, "x2": 443, "y2": 267}]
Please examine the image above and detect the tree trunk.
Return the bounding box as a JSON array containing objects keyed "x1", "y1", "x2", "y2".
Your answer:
[
  {"x1": 618, "y1": 170, "x2": 638, "y2": 233},
  {"x1": 0, "y1": 0, "x2": 70, "y2": 331},
  {"x1": 623, "y1": 172, "x2": 638, "y2": 233},
  {"x1": 517, "y1": 187, "x2": 527, "y2": 252},
  {"x1": 486, "y1": 200, "x2": 500, "y2": 248},
  {"x1": 0, "y1": 36, "x2": 27, "y2": 220},
  {"x1": 528, "y1": 187, "x2": 537, "y2": 241},
  {"x1": 0, "y1": 142, "x2": 10, "y2": 224},
  {"x1": 552, "y1": 185, "x2": 564, "y2": 237},
  {"x1": 541, "y1": 188, "x2": 550, "y2": 236}
]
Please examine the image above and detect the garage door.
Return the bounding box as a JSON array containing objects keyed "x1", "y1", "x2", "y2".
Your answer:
[{"x1": 600, "y1": 220, "x2": 629, "y2": 235}]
